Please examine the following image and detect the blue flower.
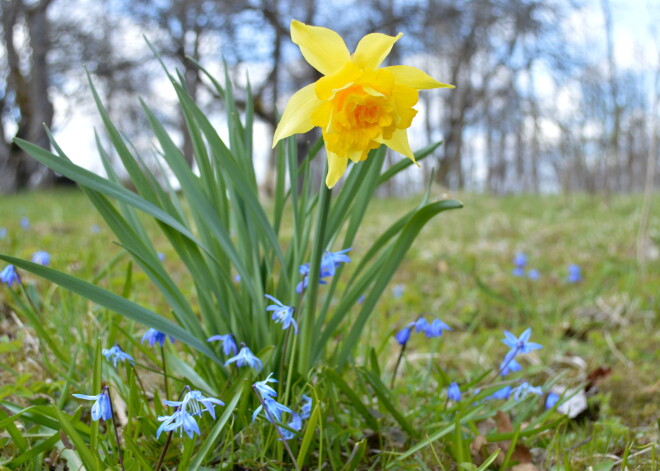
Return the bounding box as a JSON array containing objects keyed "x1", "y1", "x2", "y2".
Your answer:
[
  {"x1": 296, "y1": 263, "x2": 328, "y2": 294},
  {"x1": 265, "y1": 294, "x2": 298, "y2": 334},
  {"x1": 73, "y1": 390, "x2": 112, "y2": 421},
  {"x1": 102, "y1": 345, "x2": 135, "y2": 367},
  {"x1": 320, "y1": 248, "x2": 351, "y2": 277},
  {"x1": 392, "y1": 284, "x2": 405, "y2": 299},
  {"x1": 254, "y1": 373, "x2": 279, "y2": 400},
  {"x1": 157, "y1": 408, "x2": 200, "y2": 439},
  {"x1": 484, "y1": 385, "x2": 512, "y2": 401},
  {"x1": 499, "y1": 358, "x2": 522, "y2": 377},
  {"x1": 299, "y1": 394, "x2": 313, "y2": 420},
  {"x1": 20, "y1": 217, "x2": 29, "y2": 229},
  {"x1": 513, "y1": 252, "x2": 527, "y2": 276},
  {"x1": 207, "y1": 334, "x2": 238, "y2": 356},
  {"x1": 357, "y1": 294, "x2": 365, "y2": 304},
  {"x1": 447, "y1": 382, "x2": 461, "y2": 401},
  {"x1": 0, "y1": 265, "x2": 20, "y2": 286},
  {"x1": 511, "y1": 382, "x2": 543, "y2": 401},
  {"x1": 279, "y1": 412, "x2": 303, "y2": 441},
  {"x1": 413, "y1": 317, "x2": 429, "y2": 333},
  {"x1": 252, "y1": 396, "x2": 293, "y2": 424},
  {"x1": 545, "y1": 392, "x2": 560, "y2": 410},
  {"x1": 164, "y1": 390, "x2": 224, "y2": 419},
  {"x1": 424, "y1": 318, "x2": 452, "y2": 338},
  {"x1": 527, "y1": 269, "x2": 540, "y2": 280},
  {"x1": 31, "y1": 251, "x2": 50, "y2": 266},
  {"x1": 502, "y1": 328, "x2": 542, "y2": 360},
  {"x1": 225, "y1": 345, "x2": 262, "y2": 371},
  {"x1": 157, "y1": 252, "x2": 165, "y2": 262},
  {"x1": 234, "y1": 274, "x2": 241, "y2": 283},
  {"x1": 0, "y1": 227, "x2": 7, "y2": 239},
  {"x1": 394, "y1": 326, "x2": 412, "y2": 345},
  {"x1": 567, "y1": 264, "x2": 582, "y2": 283},
  {"x1": 142, "y1": 328, "x2": 174, "y2": 347},
  {"x1": 91, "y1": 224, "x2": 101, "y2": 234}
]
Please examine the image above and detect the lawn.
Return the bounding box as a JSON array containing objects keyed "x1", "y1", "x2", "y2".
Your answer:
[{"x1": 1, "y1": 188, "x2": 658, "y2": 469}]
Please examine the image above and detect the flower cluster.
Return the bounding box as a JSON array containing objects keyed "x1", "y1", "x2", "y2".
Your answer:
[
  {"x1": 394, "y1": 316, "x2": 452, "y2": 345},
  {"x1": 157, "y1": 389, "x2": 224, "y2": 439},
  {"x1": 296, "y1": 248, "x2": 351, "y2": 293},
  {"x1": 512, "y1": 252, "x2": 583, "y2": 283},
  {"x1": 500, "y1": 328, "x2": 542, "y2": 377},
  {"x1": 252, "y1": 374, "x2": 312, "y2": 441}
]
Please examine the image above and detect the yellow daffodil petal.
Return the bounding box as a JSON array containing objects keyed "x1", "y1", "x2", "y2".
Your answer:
[
  {"x1": 272, "y1": 83, "x2": 320, "y2": 148},
  {"x1": 379, "y1": 128, "x2": 416, "y2": 163},
  {"x1": 325, "y1": 150, "x2": 348, "y2": 188},
  {"x1": 384, "y1": 65, "x2": 455, "y2": 90},
  {"x1": 291, "y1": 20, "x2": 351, "y2": 76},
  {"x1": 352, "y1": 32, "x2": 403, "y2": 69}
]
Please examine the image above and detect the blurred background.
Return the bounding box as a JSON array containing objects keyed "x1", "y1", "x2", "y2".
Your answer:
[{"x1": 0, "y1": 0, "x2": 658, "y2": 196}]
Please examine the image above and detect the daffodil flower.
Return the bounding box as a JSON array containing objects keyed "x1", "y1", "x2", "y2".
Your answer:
[{"x1": 273, "y1": 20, "x2": 454, "y2": 188}]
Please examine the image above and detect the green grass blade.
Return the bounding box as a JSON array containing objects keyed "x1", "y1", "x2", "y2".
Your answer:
[
  {"x1": 52, "y1": 406, "x2": 100, "y2": 470},
  {"x1": 0, "y1": 255, "x2": 220, "y2": 363},
  {"x1": 297, "y1": 403, "x2": 320, "y2": 467}
]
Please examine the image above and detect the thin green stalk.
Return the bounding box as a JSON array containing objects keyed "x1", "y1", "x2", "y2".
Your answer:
[
  {"x1": 390, "y1": 340, "x2": 408, "y2": 389},
  {"x1": 161, "y1": 345, "x2": 170, "y2": 399}
]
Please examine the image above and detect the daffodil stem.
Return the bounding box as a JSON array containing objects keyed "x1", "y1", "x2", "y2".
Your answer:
[
  {"x1": 300, "y1": 183, "x2": 332, "y2": 374},
  {"x1": 105, "y1": 386, "x2": 125, "y2": 471},
  {"x1": 160, "y1": 345, "x2": 169, "y2": 399},
  {"x1": 390, "y1": 341, "x2": 408, "y2": 389},
  {"x1": 252, "y1": 387, "x2": 301, "y2": 471}
]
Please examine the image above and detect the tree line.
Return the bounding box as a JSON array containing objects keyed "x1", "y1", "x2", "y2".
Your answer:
[{"x1": 1, "y1": 0, "x2": 658, "y2": 195}]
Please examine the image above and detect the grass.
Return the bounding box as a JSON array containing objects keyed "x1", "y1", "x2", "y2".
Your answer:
[{"x1": 1, "y1": 188, "x2": 659, "y2": 469}]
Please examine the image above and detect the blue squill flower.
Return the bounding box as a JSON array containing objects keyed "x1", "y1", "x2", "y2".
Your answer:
[
  {"x1": 296, "y1": 263, "x2": 328, "y2": 294},
  {"x1": 73, "y1": 389, "x2": 112, "y2": 421},
  {"x1": 156, "y1": 408, "x2": 200, "y2": 439},
  {"x1": 164, "y1": 390, "x2": 225, "y2": 419},
  {"x1": 502, "y1": 328, "x2": 542, "y2": 362},
  {"x1": 484, "y1": 385, "x2": 512, "y2": 401},
  {"x1": 265, "y1": 294, "x2": 298, "y2": 334},
  {"x1": 0, "y1": 265, "x2": 20, "y2": 286},
  {"x1": 91, "y1": 224, "x2": 101, "y2": 234},
  {"x1": 513, "y1": 252, "x2": 527, "y2": 276},
  {"x1": 300, "y1": 394, "x2": 313, "y2": 420},
  {"x1": 357, "y1": 294, "x2": 365, "y2": 303},
  {"x1": 394, "y1": 326, "x2": 412, "y2": 345},
  {"x1": 545, "y1": 392, "x2": 560, "y2": 410},
  {"x1": 142, "y1": 328, "x2": 174, "y2": 347},
  {"x1": 567, "y1": 264, "x2": 582, "y2": 283},
  {"x1": 207, "y1": 334, "x2": 237, "y2": 356},
  {"x1": 20, "y1": 217, "x2": 29, "y2": 229},
  {"x1": 500, "y1": 358, "x2": 523, "y2": 377},
  {"x1": 392, "y1": 284, "x2": 405, "y2": 299},
  {"x1": 279, "y1": 412, "x2": 303, "y2": 440},
  {"x1": 320, "y1": 248, "x2": 351, "y2": 277},
  {"x1": 254, "y1": 373, "x2": 279, "y2": 400},
  {"x1": 527, "y1": 269, "x2": 540, "y2": 280},
  {"x1": 512, "y1": 382, "x2": 543, "y2": 401},
  {"x1": 424, "y1": 318, "x2": 452, "y2": 338},
  {"x1": 447, "y1": 382, "x2": 461, "y2": 401},
  {"x1": 102, "y1": 344, "x2": 135, "y2": 367},
  {"x1": 0, "y1": 227, "x2": 7, "y2": 239},
  {"x1": 225, "y1": 345, "x2": 262, "y2": 371},
  {"x1": 31, "y1": 251, "x2": 50, "y2": 266},
  {"x1": 157, "y1": 252, "x2": 165, "y2": 262},
  {"x1": 413, "y1": 317, "x2": 429, "y2": 333},
  {"x1": 252, "y1": 396, "x2": 293, "y2": 424},
  {"x1": 234, "y1": 274, "x2": 241, "y2": 283}
]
